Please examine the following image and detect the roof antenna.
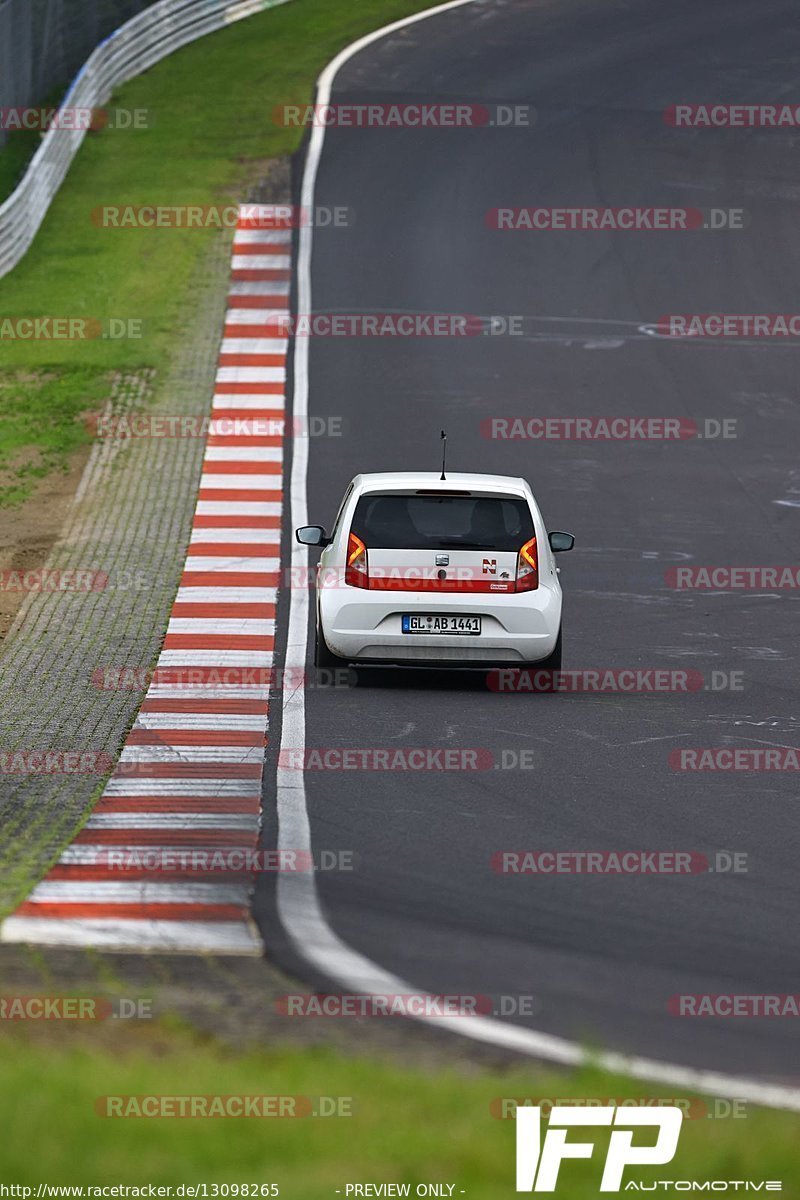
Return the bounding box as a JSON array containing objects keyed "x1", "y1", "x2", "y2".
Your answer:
[{"x1": 440, "y1": 429, "x2": 447, "y2": 480}]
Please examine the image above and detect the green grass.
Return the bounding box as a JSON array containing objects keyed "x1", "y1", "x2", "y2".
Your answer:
[
  {"x1": 0, "y1": 0, "x2": 436, "y2": 497},
  {"x1": 0, "y1": 84, "x2": 74, "y2": 200},
  {"x1": 0, "y1": 1021, "x2": 797, "y2": 1193},
  {"x1": 0, "y1": 0, "x2": 436, "y2": 375},
  {"x1": 0, "y1": 368, "x2": 109, "y2": 506},
  {"x1": 1, "y1": 10, "x2": 796, "y2": 1191},
  {"x1": 0, "y1": 129, "x2": 41, "y2": 201}
]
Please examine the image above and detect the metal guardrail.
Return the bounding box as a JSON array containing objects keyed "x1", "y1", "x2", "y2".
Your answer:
[
  {"x1": 0, "y1": 1, "x2": 158, "y2": 154},
  {"x1": 0, "y1": 0, "x2": 291, "y2": 280}
]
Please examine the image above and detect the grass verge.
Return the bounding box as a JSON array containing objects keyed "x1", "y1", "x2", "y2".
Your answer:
[
  {"x1": 1, "y1": 1020, "x2": 798, "y2": 1194},
  {"x1": 4, "y1": 9, "x2": 794, "y2": 1192},
  {"x1": 0, "y1": 0, "x2": 435, "y2": 501},
  {"x1": 0, "y1": 85, "x2": 73, "y2": 200},
  {"x1": 0, "y1": 130, "x2": 41, "y2": 202},
  {"x1": 0, "y1": 368, "x2": 108, "y2": 506}
]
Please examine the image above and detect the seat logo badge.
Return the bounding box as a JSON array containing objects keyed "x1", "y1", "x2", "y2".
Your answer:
[
  {"x1": 482, "y1": 558, "x2": 497, "y2": 575},
  {"x1": 435, "y1": 554, "x2": 449, "y2": 566}
]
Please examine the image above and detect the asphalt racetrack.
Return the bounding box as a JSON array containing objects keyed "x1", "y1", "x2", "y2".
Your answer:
[{"x1": 258, "y1": 0, "x2": 800, "y2": 1083}]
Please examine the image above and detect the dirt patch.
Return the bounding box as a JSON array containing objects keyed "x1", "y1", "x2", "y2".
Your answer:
[
  {"x1": 0, "y1": 445, "x2": 93, "y2": 641},
  {"x1": 0, "y1": 945, "x2": 517, "y2": 1073},
  {"x1": 244, "y1": 155, "x2": 292, "y2": 204}
]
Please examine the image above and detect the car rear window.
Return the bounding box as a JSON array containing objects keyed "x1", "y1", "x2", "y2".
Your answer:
[{"x1": 350, "y1": 494, "x2": 534, "y2": 551}]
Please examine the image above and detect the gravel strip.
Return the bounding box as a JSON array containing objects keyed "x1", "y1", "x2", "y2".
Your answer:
[{"x1": 0, "y1": 231, "x2": 232, "y2": 916}]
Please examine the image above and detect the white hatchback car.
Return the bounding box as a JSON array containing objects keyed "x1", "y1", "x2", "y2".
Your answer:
[{"x1": 296, "y1": 472, "x2": 574, "y2": 671}]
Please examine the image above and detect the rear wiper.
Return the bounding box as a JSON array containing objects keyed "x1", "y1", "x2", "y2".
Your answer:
[{"x1": 433, "y1": 540, "x2": 493, "y2": 549}]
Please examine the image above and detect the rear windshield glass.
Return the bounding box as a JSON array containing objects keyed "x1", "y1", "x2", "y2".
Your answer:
[{"x1": 350, "y1": 494, "x2": 534, "y2": 551}]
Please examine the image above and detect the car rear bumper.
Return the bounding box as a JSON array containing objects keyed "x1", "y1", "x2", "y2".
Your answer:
[{"x1": 319, "y1": 578, "x2": 562, "y2": 664}]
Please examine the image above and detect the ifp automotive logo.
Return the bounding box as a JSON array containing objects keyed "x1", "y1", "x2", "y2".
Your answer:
[
  {"x1": 516, "y1": 1104, "x2": 682, "y2": 1191},
  {"x1": 514, "y1": 1104, "x2": 783, "y2": 1192}
]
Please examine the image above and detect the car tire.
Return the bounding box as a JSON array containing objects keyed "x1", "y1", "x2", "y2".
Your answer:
[
  {"x1": 534, "y1": 625, "x2": 562, "y2": 672},
  {"x1": 314, "y1": 619, "x2": 349, "y2": 672}
]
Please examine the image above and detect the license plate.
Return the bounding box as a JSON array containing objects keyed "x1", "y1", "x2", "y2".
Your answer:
[{"x1": 401, "y1": 614, "x2": 481, "y2": 635}]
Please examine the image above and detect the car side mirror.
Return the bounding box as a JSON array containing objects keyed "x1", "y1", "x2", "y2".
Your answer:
[
  {"x1": 295, "y1": 525, "x2": 331, "y2": 547},
  {"x1": 549, "y1": 531, "x2": 575, "y2": 553}
]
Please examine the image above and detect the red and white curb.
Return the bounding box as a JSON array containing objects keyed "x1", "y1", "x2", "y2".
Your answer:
[{"x1": 1, "y1": 208, "x2": 290, "y2": 954}]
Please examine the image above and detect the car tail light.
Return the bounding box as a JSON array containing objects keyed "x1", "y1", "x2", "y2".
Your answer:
[
  {"x1": 516, "y1": 536, "x2": 539, "y2": 591},
  {"x1": 345, "y1": 532, "x2": 368, "y2": 588}
]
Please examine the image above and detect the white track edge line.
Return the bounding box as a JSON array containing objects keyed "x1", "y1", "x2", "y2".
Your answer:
[{"x1": 274, "y1": 0, "x2": 800, "y2": 1114}]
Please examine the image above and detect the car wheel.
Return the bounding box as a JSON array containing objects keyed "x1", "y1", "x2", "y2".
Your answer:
[
  {"x1": 535, "y1": 625, "x2": 562, "y2": 672},
  {"x1": 314, "y1": 619, "x2": 349, "y2": 672}
]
